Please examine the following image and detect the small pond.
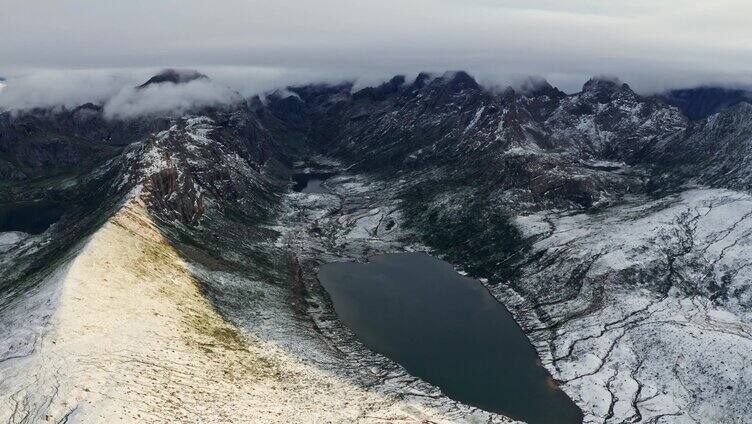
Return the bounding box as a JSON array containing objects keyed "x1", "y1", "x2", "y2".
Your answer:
[
  {"x1": 318, "y1": 252, "x2": 583, "y2": 424},
  {"x1": 292, "y1": 173, "x2": 333, "y2": 194}
]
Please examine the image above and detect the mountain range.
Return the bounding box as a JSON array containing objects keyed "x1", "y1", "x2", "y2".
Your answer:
[{"x1": 1, "y1": 70, "x2": 751, "y2": 423}]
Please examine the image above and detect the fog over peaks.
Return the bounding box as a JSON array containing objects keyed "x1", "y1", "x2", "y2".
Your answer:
[
  {"x1": 1, "y1": 1, "x2": 752, "y2": 114},
  {"x1": 0, "y1": 67, "x2": 340, "y2": 116},
  {"x1": 0, "y1": 0, "x2": 750, "y2": 98},
  {"x1": 105, "y1": 78, "x2": 240, "y2": 119}
]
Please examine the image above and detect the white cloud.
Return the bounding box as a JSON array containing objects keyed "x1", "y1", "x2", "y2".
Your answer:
[
  {"x1": 0, "y1": 1, "x2": 751, "y2": 113},
  {"x1": 0, "y1": 67, "x2": 343, "y2": 116},
  {"x1": 103, "y1": 79, "x2": 240, "y2": 119},
  {"x1": 0, "y1": 1, "x2": 750, "y2": 95},
  {"x1": 0, "y1": 69, "x2": 139, "y2": 111}
]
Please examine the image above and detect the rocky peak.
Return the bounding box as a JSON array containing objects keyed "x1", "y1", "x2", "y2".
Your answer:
[
  {"x1": 582, "y1": 76, "x2": 625, "y2": 90},
  {"x1": 410, "y1": 72, "x2": 433, "y2": 90},
  {"x1": 73, "y1": 103, "x2": 102, "y2": 113},
  {"x1": 440, "y1": 71, "x2": 480, "y2": 91},
  {"x1": 586, "y1": 78, "x2": 648, "y2": 109},
  {"x1": 352, "y1": 75, "x2": 406, "y2": 101},
  {"x1": 518, "y1": 77, "x2": 566, "y2": 100},
  {"x1": 580, "y1": 76, "x2": 635, "y2": 103},
  {"x1": 705, "y1": 100, "x2": 752, "y2": 130},
  {"x1": 414, "y1": 71, "x2": 480, "y2": 93},
  {"x1": 136, "y1": 69, "x2": 208, "y2": 89}
]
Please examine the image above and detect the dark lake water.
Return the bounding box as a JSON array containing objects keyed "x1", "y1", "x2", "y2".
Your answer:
[
  {"x1": 318, "y1": 252, "x2": 583, "y2": 424},
  {"x1": 0, "y1": 200, "x2": 66, "y2": 234},
  {"x1": 292, "y1": 173, "x2": 332, "y2": 194}
]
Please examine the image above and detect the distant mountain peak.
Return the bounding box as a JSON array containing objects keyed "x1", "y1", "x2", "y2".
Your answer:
[
  {"x1": 73, "y1": 102, "x2": 102, "y2": 113},
  {"x1": 440, "y1": 71, "x2": 480, "y2": 91},
  {"x1": 410, "y1": 72, "x2": 434, "y2": 90},
  {"x1": 660, "y1": 86, "x2": 752, "y2": 120},
  {"x1": 137, "y1": 69, "x2": 208, "y2": 89},
  {"x1": 582, "y1": 75, "x2": 630, "y2": 92},
  {"x1": 352, "y1": 75, "x2": 406, "y2": 101},
  {"x1": 405, "y1": 71, "x2": 480, "y2": 92},
  {"x1": 518, "y1": 76, "x2": 566, "y2": 99}
]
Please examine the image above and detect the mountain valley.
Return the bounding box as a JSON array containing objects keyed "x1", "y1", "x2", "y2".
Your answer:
[{"x1": 1, "y1": 71, "x2": 751, "y2": 423}]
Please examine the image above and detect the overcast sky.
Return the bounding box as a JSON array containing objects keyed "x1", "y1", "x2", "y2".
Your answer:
[{"x1": 1, "y1": 0, "x2": 751, "y2": 110}]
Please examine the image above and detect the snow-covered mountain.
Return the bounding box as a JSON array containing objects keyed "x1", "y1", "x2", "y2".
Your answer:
[{"x1": 1, "y1": 70, "x2": 751, "y2": 423}]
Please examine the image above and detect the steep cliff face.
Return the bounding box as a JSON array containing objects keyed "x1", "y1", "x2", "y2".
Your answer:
[
  {"x1": 0, "y1": 107, "x2": 170, "y2": 182},
  {"x1": 2, "y1": 72, "x2": 752, "y2": 423}
]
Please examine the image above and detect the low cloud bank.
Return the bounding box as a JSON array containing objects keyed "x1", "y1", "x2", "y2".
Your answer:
[
  {"x1": 103, "y1": 79, "x2": 239, "y2": 119},
  {"x1": 0, "y1": 70, "x2": 139, "y2": 112},
  {"x1": 0, "y1": 67, "x2": 357, "y2": 117},
  {"x1": 1, "y1": 66, "x2": 751, "y2": 119},
  {"x1": 2, "y1": 1, "x2": 752, "y2": 100}
]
